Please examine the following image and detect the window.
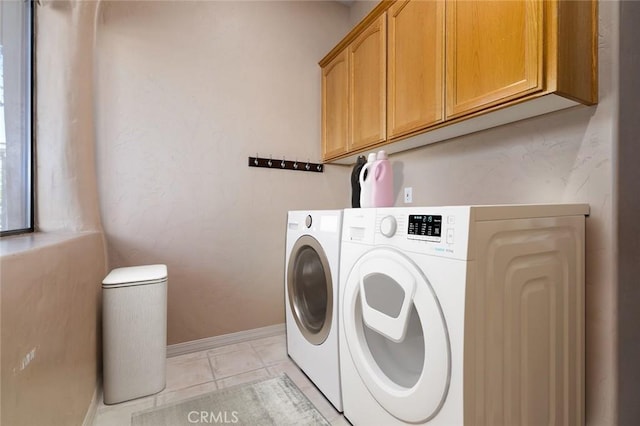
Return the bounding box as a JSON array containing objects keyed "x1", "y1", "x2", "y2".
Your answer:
[{"x1": 0, "y1": 0, "x2": 33, "y2": 236}]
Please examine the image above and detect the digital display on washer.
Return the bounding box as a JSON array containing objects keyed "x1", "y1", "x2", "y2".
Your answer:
[{"x1": 408, "y1": 215, "x2": 442, "y2": 241}]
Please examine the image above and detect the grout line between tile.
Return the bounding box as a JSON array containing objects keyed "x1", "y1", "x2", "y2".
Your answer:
[
  {"x1": 254, "y1": 346, "x2": 268, "y2": 369},
  {"x1": 214, "y1": 365, "x2": 270, "y2": 384},
  {"x1": 206, "y1": 354, "x2": 217, "y2": 380}
]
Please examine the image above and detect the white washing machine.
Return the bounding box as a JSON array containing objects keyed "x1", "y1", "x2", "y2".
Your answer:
[
  {"x1": 339, "y1": 205, "x2": 588, "y2": 425},
  {"x1": 285, "y1": 210, "x2": 342, "y2": 411}
]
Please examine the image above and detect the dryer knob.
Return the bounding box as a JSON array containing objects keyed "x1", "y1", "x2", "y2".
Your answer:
[{"x1": 380, "y1": 215, "x2": 397, "y2": 238}]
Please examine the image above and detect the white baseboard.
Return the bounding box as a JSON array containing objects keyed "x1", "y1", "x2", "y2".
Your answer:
[
  {"x1": 166, "y1": 323, "x2": 285, "y2": 358},
  {"x1": 81, "y1": 380, "x2": 101, "y2": 426}
]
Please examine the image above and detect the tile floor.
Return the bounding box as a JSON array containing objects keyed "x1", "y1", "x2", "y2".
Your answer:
[{"x1": 93, "y1": 333, "x2": 351, "y2": 425}]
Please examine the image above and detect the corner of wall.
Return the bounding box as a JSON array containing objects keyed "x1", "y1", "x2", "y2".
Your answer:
[{"x1": 0, "y1": 232, "x2": 107, "y2": 425}]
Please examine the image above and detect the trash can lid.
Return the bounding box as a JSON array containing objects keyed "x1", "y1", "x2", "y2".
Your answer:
[{"x1": 102, "y1": 264, "x2": 167, "y2": 287}]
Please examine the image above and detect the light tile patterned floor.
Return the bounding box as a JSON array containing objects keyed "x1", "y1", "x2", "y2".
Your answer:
[{"x1": 93, "y1": 332, "x2": 349, "y2": 425}]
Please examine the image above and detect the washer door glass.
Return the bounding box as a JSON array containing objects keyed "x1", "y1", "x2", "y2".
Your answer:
[
  {"x1": 343, "y1": 247, "x2": 451, "y2": 423},
  {"x1": 287, "y1": 235, "x2": 333, "y2": 345}
]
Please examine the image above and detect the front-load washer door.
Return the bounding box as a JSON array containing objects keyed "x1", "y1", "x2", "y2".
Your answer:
[
  {"x1": 287, "y1": 235, "x2": 333, "y2": 346},
  {"x1": 343, "y1": 247, "x2": 451, "y2": 423}
]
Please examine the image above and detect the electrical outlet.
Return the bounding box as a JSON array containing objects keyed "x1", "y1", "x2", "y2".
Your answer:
[{"x1": 404, "y1": 187, "x2": 413, "y2": 204}]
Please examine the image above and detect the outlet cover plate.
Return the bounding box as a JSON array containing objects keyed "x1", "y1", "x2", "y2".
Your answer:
[{"x1": 404, "y1": 187, "x2": 413, "y2": 203}]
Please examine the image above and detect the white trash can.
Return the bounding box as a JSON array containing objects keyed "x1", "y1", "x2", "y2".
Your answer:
[{"x1": 102, "y1": 264, "x2": 168, "y2": 404}]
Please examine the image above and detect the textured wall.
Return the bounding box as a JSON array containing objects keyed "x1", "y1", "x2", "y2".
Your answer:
[
  {"x1": 0, "y1": 232, "x2": 107, "y2": 426},
  {"x1": 348, "y1": 0, "x2": 378, "y2": 25},
  {"x1": 95, "y1": 1, "x2": 352, "y2": 344},
  {"x1": 36, "y1": 0, "x2": 103, "y2": 232}
]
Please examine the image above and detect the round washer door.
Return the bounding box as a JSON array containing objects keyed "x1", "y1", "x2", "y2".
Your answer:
[
  {"x1": 343, "y1": 247, "x2": 451, "y2": 423},
  {"x1": 287, "y1": 235, "x2": 333, "y2": 345}
]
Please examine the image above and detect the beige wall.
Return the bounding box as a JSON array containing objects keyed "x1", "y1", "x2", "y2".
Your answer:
[
  {"x1": 95, "y1": 1, "x2": 352, "y2": 345},
  {"x1": 0, "y1": 232, "x2": 107, "y2": 425},
  {"x1": 36, "y1": 0, "x2": 103, "y2": 232},
  {"x1": 348, "y1": 0, "x2": 377, "y2": 25}
]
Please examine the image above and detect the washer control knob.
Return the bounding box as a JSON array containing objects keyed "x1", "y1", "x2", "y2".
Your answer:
[
  {"x1": 380, "y1": 215, "x2": 397, "y2": 238},
  {"x1": 305, "y1": 215, "x2": 313, "y2": 228}
]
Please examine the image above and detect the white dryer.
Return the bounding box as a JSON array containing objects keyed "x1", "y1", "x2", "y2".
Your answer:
[
  {"x1": 285, "y1": 210, "x2": 342, "y2": 411},
  {"x1": 339, "y1": 205, "x2": 588, "y2": 425}
]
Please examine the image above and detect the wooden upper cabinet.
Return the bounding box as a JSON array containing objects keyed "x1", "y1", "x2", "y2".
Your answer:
[
  {"x1": 446, "y1": 0, "x2": 544, "y2": 119},
  {"x1": 322, "y1": 49, "x2": 349, "y2": 160},
  {"x1": 319, "y1": 0, "x2": 596, "y2": 164},
  {"x1": 349, "y1": 14, "x2": 387, "y2": 152},
  {"x1": 388, "y1": 0, "x2": 445, "y2": 139}
]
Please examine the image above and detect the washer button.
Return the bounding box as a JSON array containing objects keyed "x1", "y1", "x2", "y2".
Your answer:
[
  {"x1": 448, "y1": 215, "x2": 456, "y2": 225},
  {"x1": 446, "y1": 228, "x2": 454, "y2": 244}
]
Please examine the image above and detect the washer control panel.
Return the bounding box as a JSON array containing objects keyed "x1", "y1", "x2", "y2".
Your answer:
[
  {"x1": 371, "y1": 207, "x2": 471, "y2": 260},
  {"x1": 407, "y1": 214, "x2": 442, "y2": 242}
]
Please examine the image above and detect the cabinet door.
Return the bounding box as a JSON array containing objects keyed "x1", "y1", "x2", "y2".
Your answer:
[
  {"x1": 388, "y1": 0, "x2": 445, "y2": 139},
  {"x1": 322, "y1": 49, "x2": 349, "y2": 160},
  {"x1": 446, "y1": 0, "x2": 543, "y2": 119},
  {"x1": 350, "y1": 14, "x2": 386, "y2": 151}
]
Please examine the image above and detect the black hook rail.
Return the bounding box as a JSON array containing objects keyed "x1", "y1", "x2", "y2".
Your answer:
[{"x1": 248, "y1": 156, "x2": 323, "y2": 173}]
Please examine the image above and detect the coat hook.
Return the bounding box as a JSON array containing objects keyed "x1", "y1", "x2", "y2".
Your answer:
[
  {"x1": 316, "y1": 164, "x2": 322, "y2": 172},
  {"x1": 281, "y1": 156, "x2": 286, "y2": 168},
  {"x1": 305, "y1": 159, "x2": 310, "y2": 171},
  {"x1": 268, "y1": 155, "x2": 273, "y2": 167},
  {"x1": 293, "y1": 159, "x2": 298, "y2": 169},
  {"x1": 254, "y1": 154, "x2": 259, "y2": 166}
]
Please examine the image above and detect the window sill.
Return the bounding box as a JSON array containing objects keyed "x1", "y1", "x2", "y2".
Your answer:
[{"x1": 0, "y1": 231, "x2": 100, "y2": 258}]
